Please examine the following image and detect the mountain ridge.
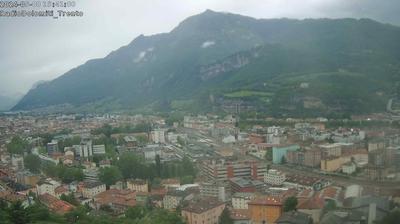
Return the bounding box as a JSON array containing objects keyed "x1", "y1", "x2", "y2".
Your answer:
[{"x1": 12, "y1": 10, "x2": 400, "y2": 116}]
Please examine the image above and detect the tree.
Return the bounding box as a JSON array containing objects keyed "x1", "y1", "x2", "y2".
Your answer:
[
  {"x1": 281, "y1": 156, "x2": 287, "y2": 164},
  {"x1": 26, "y1": 203, "x2": 50, "y2": 221},
  {"x1": 24, "y1": 154, "x2": 41, "y2": 173},
  {"x1": 64, "y1": 206, "x2": 90, "y2": 223},
  {"x1": 322, "y1": 200, "x2": 336, "y2": 214},
  {"x1": 155, "y1": 154, "x2": 162, "y2": 177},
  {"x1": 99, "y1": 166, "x2": 123, "y2": 187},
  {"x1": 136, "y1": 135, "x2": 149, "y2": 145},
  {"x1": 116, "y1": 153, "x2": 147, "y2": 179},
  {"x1": 283, "y1": 196, "x2": 298, "y2": 212},
  {"x1": 125, "y1": 206, "x2": 148, "y2": 220},
  {"x1": 379, "y1": 210, "x2": 400, "y2": 224},
  {"x1": 7, "y1": 201, "x2": 30, "y2": 224},
  {"x1": 99, "y1": 204, "x2": 113, "y2": 213},
  {"x1": 182, "y1": 156, "x2": 195, "y2": 176},
  {"x1": 60, "y1": 193, "x2": 79, "y2": 206},
  {"x1": 180, "y1": 175, "x2": 194, "y2": 185},
  {"x1": 42, "y1": 162, "x2": 58, "y2": 178},
  {"x1": 266, "y1": 164, "x2": 271, "y2": 171},
  {"x1": 219, "y1": 207, "x2": 233, "y2": 224},
  {"x1": 177, "y1": 136, "x2": 186, "y2": 146},
  {"x1": 57, "y1": 136, "x2": 81, "y2": 152},
  {"x1": 138, "y1": 209, "x2": 185, "y2": 224},
  {"x1": 7, "y1": 136, "x2": 29, "y2": 155},
  {"x1": 265, "y1": 150, "x2": 272, "y2": 161},
  {"x1": 55, "y1": 165, "x2": 84, "y2": 184},
  {"x1": 0, "y1": 200, "x2": 10, "y2": 224}
]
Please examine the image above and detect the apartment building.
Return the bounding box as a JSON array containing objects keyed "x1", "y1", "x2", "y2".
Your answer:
[
  {"x1": 232, "y1": 192, "x2": 255, "y2": 209},
  {"x1": 287, "y1": 148, "x2": 322, "y2": 167},
  {"x1": 264, "y1": 169, "x2": 286, "y2": 186},
  {"x1": 200, "y1": 181, "x2": 229, "y2": 202},
  {"x1": 127, "y1": 179, "x2": 149, "y2": 193},
  {"x1": 272, "y1": 144, "x2": 300, "y2": 164},
  {"x1": 82, "y1": 181, "x2": 106, "y2": 199},
  {"x1": 94, "y1": 189, "x2": 136, "y2": 213},
  {"x1": 36, "y1": 178, "x2": 61, "y2": 196},
  {"x1": 201, "y1": 160, "x2": 267, "y2": 181},
  {"x1": 181, "y1": 198, "x2": 225, "y2": 224},
  {"x1": 248, "y1": 196, "x2": 283, "y2": 224},
  {"x1": 321, "y1": 156, "x2": 351, "y2": 172}
]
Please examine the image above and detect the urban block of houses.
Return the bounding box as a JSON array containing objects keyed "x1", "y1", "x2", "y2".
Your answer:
[
  {"x1": 81, "y1": 181, "x2": 106, "y2": 199},
  {"x1": 272, "y1": 144, "x2": 300, "y2": 164},
  {"x1": 38, "y1": 193, "x2": 74, "y2": 215},
  {"x1": 230, "y1": 208, "x2": 251, "y2": 224},
  {"x1": 16, "y1": 171, "x2": 40, "y2": 186},
  {"x1": 230, "y1": 177, "x2": 266, "y2": 194},
  {"x1": 232, "y1": 192, "x2": 256, "y2": 210},
  {"x1": 284, "y1": 174, "x2": 330, "y2": 190},
  {"x1": 94, "y1": 189, "x2": 136, "y2": 214},
  {"x1": 36, "y1": 178, "x2": 61, "y2": 197},
  {"x1": 127, "y1": 179, "x2": 149, "y2": 193},
  {"x1": 201, "y1": 159, "x2": 267, "y2": 181},
  {"x1": 248, "y1": 196, "x2": 283, "y2": 224},
  {"x1": 181, "y1": 198, "x2": 225, "y2": 224},
  {"x1": 286, "y1": 147, "x2": 322, "y2": 167},
  {"x1": 163, "y1": 190, "x2": 191, "y2": 210},
  {"x1": 320, "y1": 156, "x2": 351, "y2": 172},
  {"x1": 200, "y1": 181, "x2": 229, "y2": 202}
]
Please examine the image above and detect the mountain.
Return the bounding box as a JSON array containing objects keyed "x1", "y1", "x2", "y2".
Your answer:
[{"x1": 12, "y1": 10, "x2": 400, "y2": 117}]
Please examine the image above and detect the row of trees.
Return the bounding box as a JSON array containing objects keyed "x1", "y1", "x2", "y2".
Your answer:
[
  {"x1": 6, "y1": 136, "x2": 29, "y2": 155},
  {"x1": 0, "y1": 200, "x2": 63, "y2": 224},
  {"x1": 1, "y1": 200, "x2": 184, "y2": 224},
  {"x1": 42, "y1": 163, "x2": 84, "y2": 183},
  {"x1": 97, "y1": 153, "x2": 196, "y2": 187},
  {"x1": 21, "y1": 147, "x2": 196, "y2": 186},
  {"x1": 92, "y1": 123, "x2": 152, "y2": 138}
]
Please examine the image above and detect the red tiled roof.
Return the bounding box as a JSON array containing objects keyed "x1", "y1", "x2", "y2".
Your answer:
[
  {"x1": 297, "y1": 189, "x2": 313, "y2": 198},
  {"x1": 320, "y1": 186, "x2": 341, "y2": 200},
  {"x1": 182, "y1": 198, "x2": 225, "y2": 214},
  {"x1": 95, "y1": 189, "x2": 136, "y2": 208},
  {"x1": 297, "y1": 197, "x2": 324, "y2": 210},
  {"x1": 39, "y1": 193, "x2": 74, "y2": 214},
  {"x1": 0, "y1": 191, "x2": 27, "y2": 203}
]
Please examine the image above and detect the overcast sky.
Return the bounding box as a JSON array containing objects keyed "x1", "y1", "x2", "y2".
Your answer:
[{"x1": 1, "y1": 0, "x2": 399, "y2": 97}]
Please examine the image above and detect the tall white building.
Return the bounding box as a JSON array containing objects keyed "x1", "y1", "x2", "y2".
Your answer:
[
  {"x1": 232, "y1": 192, "x2": 255, "y2": 209},
  {"x1": 79, "y1": 139, "x2": 93, "y2": 158},
  {"x1": 264, "y1": 169, "x2": 286, "y2": 186},
  {"x1": 151, "y1": 129, "x2": 166, "y2": 144}
]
